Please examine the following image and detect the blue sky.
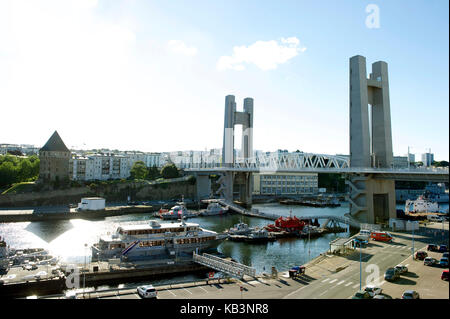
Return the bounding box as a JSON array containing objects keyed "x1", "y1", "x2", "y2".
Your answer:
[{"x1": 0, "y1": 0, "x2": 448, "y2": 160}]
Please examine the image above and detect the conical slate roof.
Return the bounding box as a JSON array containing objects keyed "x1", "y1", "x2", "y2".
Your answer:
[{"x1": 40, "y1": 131, "x2": 69, "y2": 152}]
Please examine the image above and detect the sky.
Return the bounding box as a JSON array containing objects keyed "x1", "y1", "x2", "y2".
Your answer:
[{"x1": 0, "y1": 0, "x2": 448, "y2": 161}]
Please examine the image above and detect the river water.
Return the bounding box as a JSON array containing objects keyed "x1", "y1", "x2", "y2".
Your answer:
[{"x1": 0, "y1": 201, "x2": 447, "y2": 288}]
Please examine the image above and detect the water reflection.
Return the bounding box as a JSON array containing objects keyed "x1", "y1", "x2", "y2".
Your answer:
[{"x1": 24, "y1": 220, "x2": 74, "y2": 243}]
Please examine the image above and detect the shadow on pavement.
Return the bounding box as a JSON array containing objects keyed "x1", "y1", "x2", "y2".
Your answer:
[
  {"x1": 278, "y1": 279, "x2": 290, "y2": 286},
  {"x1": 392, "y1": 277, "x2": 416, "y2": 285},
  {"x1": 402, "y1": 272, "x2": 419, "y2": 279},
  {"x1": 212, "y1": 283, "x2": 223, "y2": 289}
]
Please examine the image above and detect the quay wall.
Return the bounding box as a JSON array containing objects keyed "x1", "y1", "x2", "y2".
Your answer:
[
  {"x1": 83, "y1": 262, "x2": 209, "y2": 287},
  {"x1": 0, "y1": 277, "x2": 66, "y2": 299},
  {"x1": 0, "y1": 206, "x2": 155, "y2": 223},
  {"x1": 0, "y1": 180, "x2": 196, "y2": 208}
]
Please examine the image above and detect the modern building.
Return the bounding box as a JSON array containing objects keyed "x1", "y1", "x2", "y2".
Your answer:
[
  {"x1": 393, "y1": 156, "x2": 408, "y2": 168},
  {"x1": 70, "y1": 153, "x2": 129, "y2": 181},
  {"x1": 0, "y1": 144, "x2": 39, "y2": 155},
  {"x1": 421, "y1": 152, "x2": 434, "y2": 167},
  {"x1": 253, "y1": 172, "x2": 318, "y2": 195},
  {"x1": 407, "y1": 153, "x2": 415, "y2": 164},
  {"x1": 38, "y1": 131, "x2": 71, "y2": 183}
]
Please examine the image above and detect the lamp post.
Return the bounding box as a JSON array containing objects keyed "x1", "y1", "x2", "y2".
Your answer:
[
  {"x1": 408, "y1": 221, "x2": 418, "y2": 260},
  {"x1": 83, "y1": 243, "x2": 87, "y2": 298},
  {"x1": 359, "y1": 240, "x2": 362, "y2": 290}
]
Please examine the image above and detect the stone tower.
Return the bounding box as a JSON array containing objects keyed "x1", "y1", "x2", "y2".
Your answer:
[{"x1": 38, "y1": 131, "x2": 71, "y2": 184}]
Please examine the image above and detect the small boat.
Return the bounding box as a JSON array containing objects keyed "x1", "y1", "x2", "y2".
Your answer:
[
  {"x1": 228, "y1": 228, "x2": 275, "y2": 243},
  {"x1": 159, "y1": 198, "x2": 197, "y2": 220},
  {"x1": 1, "y1": 237, "x2": 9, "y2": 271},
  {"x1": 245, "y1": 228, "x2": 276, "y2": 243},
  {"x1": 405, "y1": 196, "x2": 439, "y2": 214},
  {"x1": 200, "y1": 203, "x2": 229, "y2": 216},
  {"x1": 299, "y1": 225, "x2": 322, "y2": 238},
  {"x1": 227, "y1": 222, "x2": 253, "y2": 235}
]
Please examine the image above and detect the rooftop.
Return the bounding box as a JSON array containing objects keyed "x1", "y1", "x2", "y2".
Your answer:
[{"x1": 40, "y1": 131, "x2": 69, "y2": 152}]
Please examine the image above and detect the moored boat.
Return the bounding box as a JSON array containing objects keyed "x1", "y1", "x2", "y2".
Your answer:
[
  {"x1": 200, "y1": 203, "x2": 229, "y2": 216},
  {"x1": 91, "y1": 219, "x2": 225, "y2": 262},
  {"x1": 405, "y1": 196, "x2": 440, "y2": 214}
]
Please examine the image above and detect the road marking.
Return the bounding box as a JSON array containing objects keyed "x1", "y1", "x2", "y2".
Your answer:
[
  {"x1": 282, "y1": 283, "x2": 309, "y2": 299},
  {"x1": 336, "y1": 280, "x2": 345, "y2": 285},
  {"x1": 182, "y1": 288, "x2": 193, "y2": 295},
  {"x1": 197, "y1": 286, "x2": 208, "y2": 294},
  {"x1": 345, "y1": 282, "x2": 353, "y2": 287},
  {"x1": 405, "y1": 264, "x2": 409, "y2": 267},
  {"x1": 322, "y1": 278, "x2": 330, "y2": 283},
  {"x1": 329, "y1": 279, "x2": 337, "y2": 284},
  {"x1": 165, "y1": 289, "x2": 176, "y2": 296},
  {"x1": 318, "y1": 289, "x2": 329, "y2": 297},
  {"x1": 352, "y1": 283, "x2": 360, "y2": 289}
]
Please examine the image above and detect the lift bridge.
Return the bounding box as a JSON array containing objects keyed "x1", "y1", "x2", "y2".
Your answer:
[
  {"x1": 193, "y1": 252, "x2": 256, "y2": 279},
  {"x1": 203, "y1": 198, "x2": 362, "y2": 229}
]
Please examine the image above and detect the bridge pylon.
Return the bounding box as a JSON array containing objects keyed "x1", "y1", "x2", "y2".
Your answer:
[
  {"x1": 348, "y1": 55, "x2": 396, "y2": 224},
  {"x1": 221, "y1": 95, "x2": 254, "y2": 205}
]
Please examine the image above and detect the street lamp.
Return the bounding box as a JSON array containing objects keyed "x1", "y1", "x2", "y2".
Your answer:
[
  {"x1": 83, "y1": 243, "x2": 87, "y2": 298},
  {"x1": 408, "y1": 221, "x2": 418, "y2": 260},
  {"x1": 354, "y1": 239, "x2": 363, "y2": 290},
  {"x1": 359, "y1": 240, "x2": 362, "y2": 290}
]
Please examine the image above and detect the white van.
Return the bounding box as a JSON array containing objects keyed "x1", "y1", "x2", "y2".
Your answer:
[{"x1": 427, "y1": 215, "x2": 443, "y2": 222}]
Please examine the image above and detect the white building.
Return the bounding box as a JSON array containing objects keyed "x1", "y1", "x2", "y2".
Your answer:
[
  {"x1": 421, "y1": 152, "x2": 434, "y2": 167},
  {"x1": 145, "y1": 153, "x2": 162, "y2": 168},
  {"x1": 70, "y1": 153, "x2": 129, "y2": 181},
  {"x1": 253, "y1": 172, "x2": 319, "y2": 195}
]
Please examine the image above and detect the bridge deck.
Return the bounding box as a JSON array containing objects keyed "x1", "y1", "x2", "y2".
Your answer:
[{"x1": 202, "y1": 199, "x2": 361, "y2": 229}]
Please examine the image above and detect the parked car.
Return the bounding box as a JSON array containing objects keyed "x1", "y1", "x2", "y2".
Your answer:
[
  {"x1": 443, "y1": 252, "x2": 449, "y2": 259},
  {"x1": 352, "y1": 290, "x2": 371, "y2": 299},
  {"x1": 439, "y1": 245, "x2": 448, "y2": 253},
  {"x1": 394, "y1": 264, "x2": 408, "y2": 274},
  {"x1": 65, "y1": 290, "x2": 77, "y2": 299},
  {"x1": 427, "y1": 244, "x2": 439, "y2": 252},
  {"x1": 402, "y1": 290, "x2": 420, "y2": 299},
  {"x1": 373, "y1": 294, "x2": 391, "y2": 299},
  {"x1": 441, "y1": 269, "x2": 449, "y2": 281},
  {"x1": 363, "y1": 285, "x2": 382, "y2": 297},
  {"x1": 415, "y1": 251, "x2": 428, "y2": 260},
  {"x1": 439, "y1": 257, "x2": 449, "y2": 268},
  {"x1": 137, "y1": 285, "x2": 157, "y2": 299},
  {"x1": 424, "y1": 257, "x2": 437, "y2": 266},
  {"x1": 384, "y1": 267, "x2": 400, "y2": 281}
]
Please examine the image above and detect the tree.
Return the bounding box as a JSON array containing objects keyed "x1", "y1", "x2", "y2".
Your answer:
[
  {"x1": 130, "y1": 161, "x2": 148, "y2": 180},
  {"x1": 160, "y1": 163, "x2": 180, "y2": 179},
  {"x1": 147, "y1": 165, "x2": 161, "y2": 180}
]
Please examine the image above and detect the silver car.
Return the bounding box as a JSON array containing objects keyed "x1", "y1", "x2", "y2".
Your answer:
[
  {"x1": 364, "y1": 285, "x2": 382, "y2": 297},
  {"x1": 137, "y1": 285, "x2": 157, "y2": 299},
  {"x1": 394, "y1": 264, "x2": 408, "y2": 274}
]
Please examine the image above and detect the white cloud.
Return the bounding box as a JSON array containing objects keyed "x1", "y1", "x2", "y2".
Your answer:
[
  {"x1": 167, "y1": 40, "x2": 198, "y2": 56},
  {"x1": 217, "y1": 37, "x2": 306, "y2": 71}
]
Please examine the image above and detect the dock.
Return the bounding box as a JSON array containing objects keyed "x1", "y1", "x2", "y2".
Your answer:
[{"x1": 0, "y1": 205, "x2": 155, "y2": 223}]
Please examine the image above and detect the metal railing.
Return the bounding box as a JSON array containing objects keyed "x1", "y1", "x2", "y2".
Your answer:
[{"x1": 193, "y1": 252, "x2": 256, "y2": 279}]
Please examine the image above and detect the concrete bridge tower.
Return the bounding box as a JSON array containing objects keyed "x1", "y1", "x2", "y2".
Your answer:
[
  {"x1": 347, "y1": 55, "x2": 396, "y2": 224},
  {"x1": 217, "y1": 95, "x2": 254, "y2": 205}
]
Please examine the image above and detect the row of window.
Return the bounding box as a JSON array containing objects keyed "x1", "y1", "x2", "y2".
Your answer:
[
  {"x1": 119, "y1": 227, "x2": 198, "y2": 236},
  {"x1": 261, "y1": 181, "x2": 316, "y2": 186},
  {"x1": 261, "y1": 187, "x2": 315, "y2": 194},
  {"x1": 260, "y1": 175, "x2": 317, "y2": 180}
]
